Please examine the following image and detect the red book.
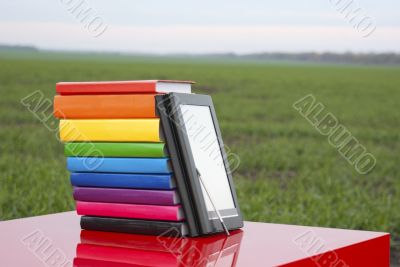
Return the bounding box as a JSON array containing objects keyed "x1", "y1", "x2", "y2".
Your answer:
[
  {"x1": 56, "y1": 80, "x2": 194, "y2": 95},
  {"x1": 76, "y1": 244, "x2": 178, "y2": 267},
  {"x1": 73, "y1": 258, "x2": 141, "y2": 267},
  {"x1": 76, "y1": 201, "x2": 185, "y2": 221},
  {"x1": 80, "y1": 230, "x2": 187, "y2": 252}
]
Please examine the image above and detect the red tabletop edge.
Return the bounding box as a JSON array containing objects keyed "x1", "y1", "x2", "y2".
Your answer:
[{"x1": 0, "y1": 211, "x2": 390, "y2": 267}]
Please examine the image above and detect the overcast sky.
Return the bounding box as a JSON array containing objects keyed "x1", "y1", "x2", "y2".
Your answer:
[{"x1": 0, "y1": 0, "x2": 399, "y2": 53}]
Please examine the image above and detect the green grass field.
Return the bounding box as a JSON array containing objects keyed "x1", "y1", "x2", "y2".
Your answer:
[{"x1": 1, "y1": 52, "x2": 399, "y2": 259}]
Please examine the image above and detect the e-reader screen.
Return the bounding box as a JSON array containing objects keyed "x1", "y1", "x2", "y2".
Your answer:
[{"x1": 180, "y1": 104, "x2": 238, "y2": 219}]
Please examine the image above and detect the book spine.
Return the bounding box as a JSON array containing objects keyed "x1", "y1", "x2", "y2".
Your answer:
[
  {"x1": 54, "y1": 94, "x2": 157, "y2": 118},
  {"x1": 76, "y1": 201, "x2": 184, "y2": 221},
  {"x1": 59, "y1": 119, "x2": 161, "y2": 142},
  {"x1": 56, "y1": 81, "x2": 156, "y2": 95},
  {"x1": 67, "y1": 157, "x2": 170, "y2": 174},
  {"x1": 80, "y1": 217, "x2": 186, "y2": 237},
  {"x1": 70, "y1": 173, "x2": 174, "y2": 190},
  {"x1": 64, "y1": 142, "x2": 165, "y2": 158},
  {"x1": 73, "y1": 187, "x2": 178, "y2": 205}
]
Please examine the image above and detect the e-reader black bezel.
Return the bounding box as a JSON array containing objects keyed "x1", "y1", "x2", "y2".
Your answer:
[{"x1": 156, "y1": 93, "x2": 243, "y2": 236}]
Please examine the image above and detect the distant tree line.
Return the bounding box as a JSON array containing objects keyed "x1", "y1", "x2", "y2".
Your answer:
[
  {"x1": 1, "y1": 44, "x2": 399, "y2": 65},
  {"x1": 0, "y1": 44, "x2": 38, "y2": 52},
  {"x1": 241, "y1": 52, "x2": 400, "y2": 65}
]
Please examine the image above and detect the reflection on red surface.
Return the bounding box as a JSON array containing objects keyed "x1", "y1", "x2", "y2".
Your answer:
[{"x1": 73, "y1": 230, "x2": 243, "y2": 267}]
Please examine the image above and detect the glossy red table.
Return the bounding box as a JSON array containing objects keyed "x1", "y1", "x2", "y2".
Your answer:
[{"x1": 0, "y1": 211, "x2": 389, "y2": 266}]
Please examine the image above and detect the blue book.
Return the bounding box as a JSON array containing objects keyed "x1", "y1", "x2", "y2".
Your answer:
[
  {"x1": 67, "y1": 157, "x2": 171, "y2": 174},
  {"x1": 70, "y1": 173, "x2": 176, "y2": 190}
]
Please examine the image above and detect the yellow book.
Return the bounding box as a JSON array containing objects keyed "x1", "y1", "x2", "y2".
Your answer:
[{"x1": 59, "y1": 119, "x2": 161, "y2": 142}]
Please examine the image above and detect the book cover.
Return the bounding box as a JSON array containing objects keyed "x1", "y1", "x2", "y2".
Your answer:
[
  {"x1": 67, "y1": 157, "x2": 171, "y2": 174},
  {"x1": 54, "y1": 94, "x2": 159, "y2": 119},
  {"x1": 70, "y1": 172, "x2": 175, "y2": 190},
  {"x1": 59, "y1": 119, "x2": 161, "y2": 142},
  {"x1": 56, "y1": 80, "x2": 194, "y2": 95},
  {"x1": 64, "y1": 142, "x2": 165, "y2": 158},
  {"x1": 73, "y1": 187, "x2": 180, "y2": 205},
  {"x1": 80, "y1": 217, "x2": 188, "y2": 238},
  {"x1": 76, "y1": 201, "x2": 185, "y2": 221}
]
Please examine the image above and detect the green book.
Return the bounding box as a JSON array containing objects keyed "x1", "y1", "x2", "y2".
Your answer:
[{"x1": 64, "y1": 142, "x2": 166, "y2": 158}]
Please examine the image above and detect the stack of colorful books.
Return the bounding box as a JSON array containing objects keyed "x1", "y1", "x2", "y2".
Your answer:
[{"x1": 54, "y1": 80, "x2": 194, "y2": 236}]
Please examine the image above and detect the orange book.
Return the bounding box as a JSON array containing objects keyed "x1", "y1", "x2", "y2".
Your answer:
[{"x1": 54, "y1": 94, "x2": 158, "y2": 118}]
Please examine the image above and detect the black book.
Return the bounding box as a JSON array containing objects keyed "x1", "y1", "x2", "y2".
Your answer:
[{"x1": 80, "y1": 216, "x2": 188, "y2": 237}]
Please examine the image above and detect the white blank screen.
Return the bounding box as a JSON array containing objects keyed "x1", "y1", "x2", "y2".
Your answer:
[{"x1": 180, "y1": 105, "x2": 237, "y2": 218}]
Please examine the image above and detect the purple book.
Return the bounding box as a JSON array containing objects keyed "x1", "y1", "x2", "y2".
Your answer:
[{"x1": 73, "y1": 187, "x2": 180, "y2": 206}]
